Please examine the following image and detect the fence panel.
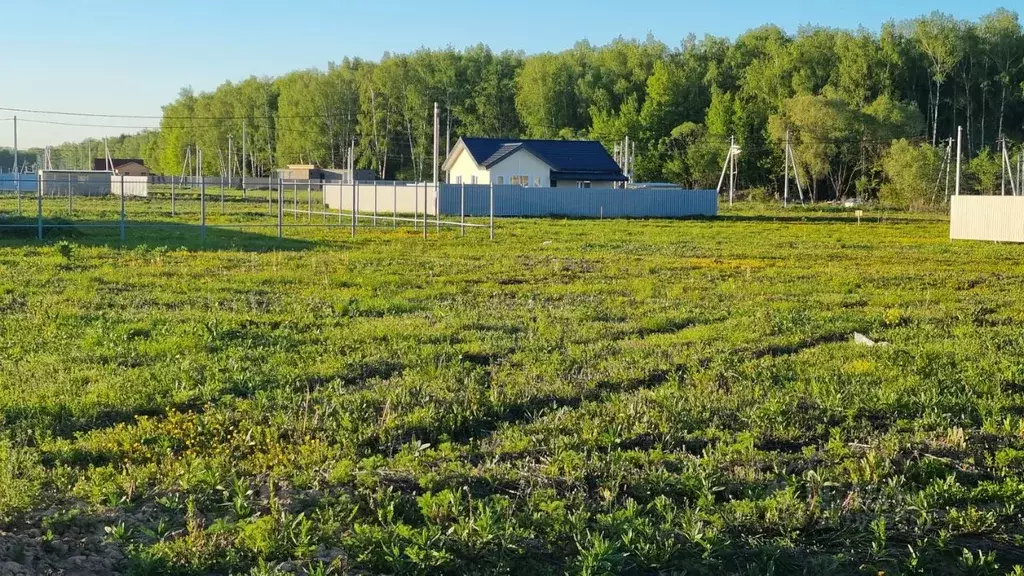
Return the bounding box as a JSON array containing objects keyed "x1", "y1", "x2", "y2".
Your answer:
[
  {"x1": 950, "y1": 196, "x2": 1024, "y2": 242},
  {"x1": 112, "y1": 176, "x2": 149, "y2": 197},
  {"x1": 325, "y1": 182, "x2": 437, "y2": 216},
  {"x1": 438, "y1": 185, "x2": 717, "y2": 218},
  {"x1": 0, "y1": 173, "x2": 38, "y2": 193}
]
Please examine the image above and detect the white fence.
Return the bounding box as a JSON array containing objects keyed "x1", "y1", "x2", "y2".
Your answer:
[
  {"x1": 111, "y1": 175, "x2": 149, "y2": 198},
  {"x1": 951, "y1": 196, "x2": 1024, "y2": 243},
  {"x1": 325, "y1": 182, "x2": 437, "y2": 216}
]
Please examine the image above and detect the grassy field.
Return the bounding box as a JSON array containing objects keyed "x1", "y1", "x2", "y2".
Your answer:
[{"x1": 2, "y1": 199, "x2": 1024, "y2": 575}]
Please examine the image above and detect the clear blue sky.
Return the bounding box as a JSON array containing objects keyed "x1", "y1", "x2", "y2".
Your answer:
[{"x1": 3, "y1": 0, "x2": 1013, "y2": 148}]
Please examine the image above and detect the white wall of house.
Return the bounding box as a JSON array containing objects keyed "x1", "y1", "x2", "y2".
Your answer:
[
  {"x1": 447, "y1": 147, "x2": 555, "y2": 187},
  {"x1": 447, "y1": 149, "x2": 490, "y2": 185},
  {"x1": 553, "y1": 179, "x2": 616, "y2": 189},
  {"x1": 488, "y1": 149, "x2": 551, "y2": 187}
]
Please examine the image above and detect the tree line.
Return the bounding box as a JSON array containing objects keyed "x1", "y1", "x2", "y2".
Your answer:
[{"x1": 22, "y1": 8, "x2": 1024, "y2": 207}]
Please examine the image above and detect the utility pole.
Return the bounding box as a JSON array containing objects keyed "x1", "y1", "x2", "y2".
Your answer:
[
  {"x1": 955, "y1": 126, "x2": 963, "y2": 196},
  {"x1": 104, "y1": 138, "x2": 112, "y2": 172},
  {"x1": 623, "y1": 135, "x2": 630, "y2": 185},
  {"x1": 266, "y1": 103, "x2": 273, "y2": 179},
  {"x1": 12, "y1": 116, "x2": 17, "y2": 198},
  {"x1": 228, "y1": 135, "x2": 234, "y2": 191},
  {"x1": 1001, "y1": 136, "x2": 1007, "y2": 196},
  {"x1": 729, "y1": 135, "x2": 736, "y2": 206},
  {"x1": 241, "y1": 121, "x2": 247, "y2": 198},
  {"x1": 1004, "y1": 139, "x2": 1018, "y2": 196},
  {"x1": 433, "y1": 102, "x2": 439, "y2": 188},
  {"x1": 1018, "y1": 151, "x2": 1023, "y2": 196},
  {"x1": 433, "y1": 102, "x2": 440, "y2": 232},
  {"x1": 614, "y1": 143, "x2": 622, "y2": 188},
  {"x1": 944, "y1": 138, "x2": 952, "y2": 201},
  {"x1": 784, "y1": 130, "x2": 790, "y2": 208}
]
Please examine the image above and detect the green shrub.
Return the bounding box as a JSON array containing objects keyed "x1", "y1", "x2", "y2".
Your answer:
[{"x1": 878, "y1": 139, "x2": 943, "y2": 210}]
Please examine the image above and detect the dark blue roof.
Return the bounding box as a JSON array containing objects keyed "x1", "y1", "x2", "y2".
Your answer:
[
  {"x1": 457, "y1": 137, "x2": 625, "y2": 179},
  {"x1": 551, "y1": 171, "x2": 628, "y2": 182}
]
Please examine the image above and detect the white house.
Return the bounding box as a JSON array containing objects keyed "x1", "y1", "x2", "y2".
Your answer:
[{"x1": 442, "y1": 138, "x2": 627, "y2": 189}]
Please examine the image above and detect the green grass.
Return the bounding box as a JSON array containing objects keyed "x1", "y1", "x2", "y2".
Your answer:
[{"x1": 2, "y1": 199, "x2": 1024, "y2": 575}]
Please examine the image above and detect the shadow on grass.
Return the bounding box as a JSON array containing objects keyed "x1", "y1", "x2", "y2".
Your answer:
[
  {"x1": 716, "y1": 213, "x2": 948, "y2": 224},
  {"x1": 0, "y1": 217, "x2": 317, "y2": 252}
]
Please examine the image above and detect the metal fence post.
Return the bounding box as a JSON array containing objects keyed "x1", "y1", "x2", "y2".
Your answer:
[
  {"x1": 220, "y1": 175, "x2": 225, "y2": 215},
  {"x1": 293, "y1": 181, "x2": 298, "y2": 220},
  {"x1": 120, "y1": 174, "x2": 126, "y2": 244},
  {"x1": 460, "y1": 182, "x2": 465, "y2": 237},
  {"x1": 16, "y1": 173, "x2": 21, "y2": 217},
  {"x1": 489, "y1": 182, "x2": 494, "y2": 241},
  {"x1": 351, "y1": 180, "x2": 357, "y2": 238},
  {"x1": 435, "y1": 183, "x2": 440, "y2": 234},
  {"x1": 268, "y1": 176, "x2": 273, "y2": 216},
  {"x1": 393, "y1": 182, "x2": 397, "y2": 228},
  {"x1": 414, "y1": 182, "x2": 419, "y2": 230},
  {"x1": 36, "y1": 174, "x2": 42, "y2": 240},
  {"x1": 423, "y1": 182, "x2": 427, "y2": 240},
  {"x1": 171, "y1": 175, "x2": 176, "y2": 217},
  {"x1": 277, "y1": 176, "x2": 284, "y2": 239},
  {"x1": 337, "y1": 182, "x2": 343, "y2": 226},
  {"x1": 67, "y1": 173, "x2": 72, "y2": 216},
  {"x1": 373, "y1": 181, "x2": 378, "y2": 226},
  {"x1": 201, "y1": 174, "x2": 207, "y2": 245},
  {"x1": 307, "y1": 180, "x2": 312, "y2": 222}
]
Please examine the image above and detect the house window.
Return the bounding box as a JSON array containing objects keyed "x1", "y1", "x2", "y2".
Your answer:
[
  {"x1": 496, "y1": 176, "x2": 504, "y2": 185},
  {"x1": 456, "y1": 175, "x2": 463, "y2": 184},
  {"x1": 577, "y1": 181, "x2": 592, "y2": 189},
  {"x1": 471, "y1": 175, "x2": 478, "y2": 184},
  {"x1": 511, "y1": 175, "x2": 529, "y2": 186},
  {"x1": 534, "y1": 176, "x2": 541, "y2": 187}
]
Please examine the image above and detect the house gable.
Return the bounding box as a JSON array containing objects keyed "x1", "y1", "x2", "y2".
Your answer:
[
  {"x1": 445, "y1": 143, "x2": 489, "y2": 184},
  {"x1": 487, "y1": 148, "x2": 554, "y2": 187}
]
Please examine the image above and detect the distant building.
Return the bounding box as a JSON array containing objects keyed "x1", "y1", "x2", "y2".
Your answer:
[
  {"x1": 278, "y1": 165, "x2": 375, "y2": 183},
  {"x1": 278, "y1": 164, "x2": 322, "y2": 180},
  {"x1": 442, "y1": 138, "x2": 627, "y2": 189},
  {"x1": 92, "y1": 158, "x2": 150, "y2": 177}
]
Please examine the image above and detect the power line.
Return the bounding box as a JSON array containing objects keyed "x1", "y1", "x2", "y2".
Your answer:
[
  {"x1": 15, "y1": 118, "x2": 162, "y2": 130},
  {"x1": 13, "y1": 118, "x2": 363, "y2": 138},
  {"x1": 0, "y1": 105, "x2": 361, "y2": 121}
]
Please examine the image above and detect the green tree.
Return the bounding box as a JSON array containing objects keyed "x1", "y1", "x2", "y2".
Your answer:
[
  {"x1": 910, "y1": 12, "x2": 965, "y2": 145},
  {"x1": 966, "y1": 147, "x2": 1001, "y2": 193},
  {"x1": 516, "y1": 51, "x2": 587, "y2": 138},
  {"x1": 879, "y1": 139, "x2": 944, "y2": 209},
  {"x1": 978, "y1": 9, "x2": 1024, "y2": 140}
]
